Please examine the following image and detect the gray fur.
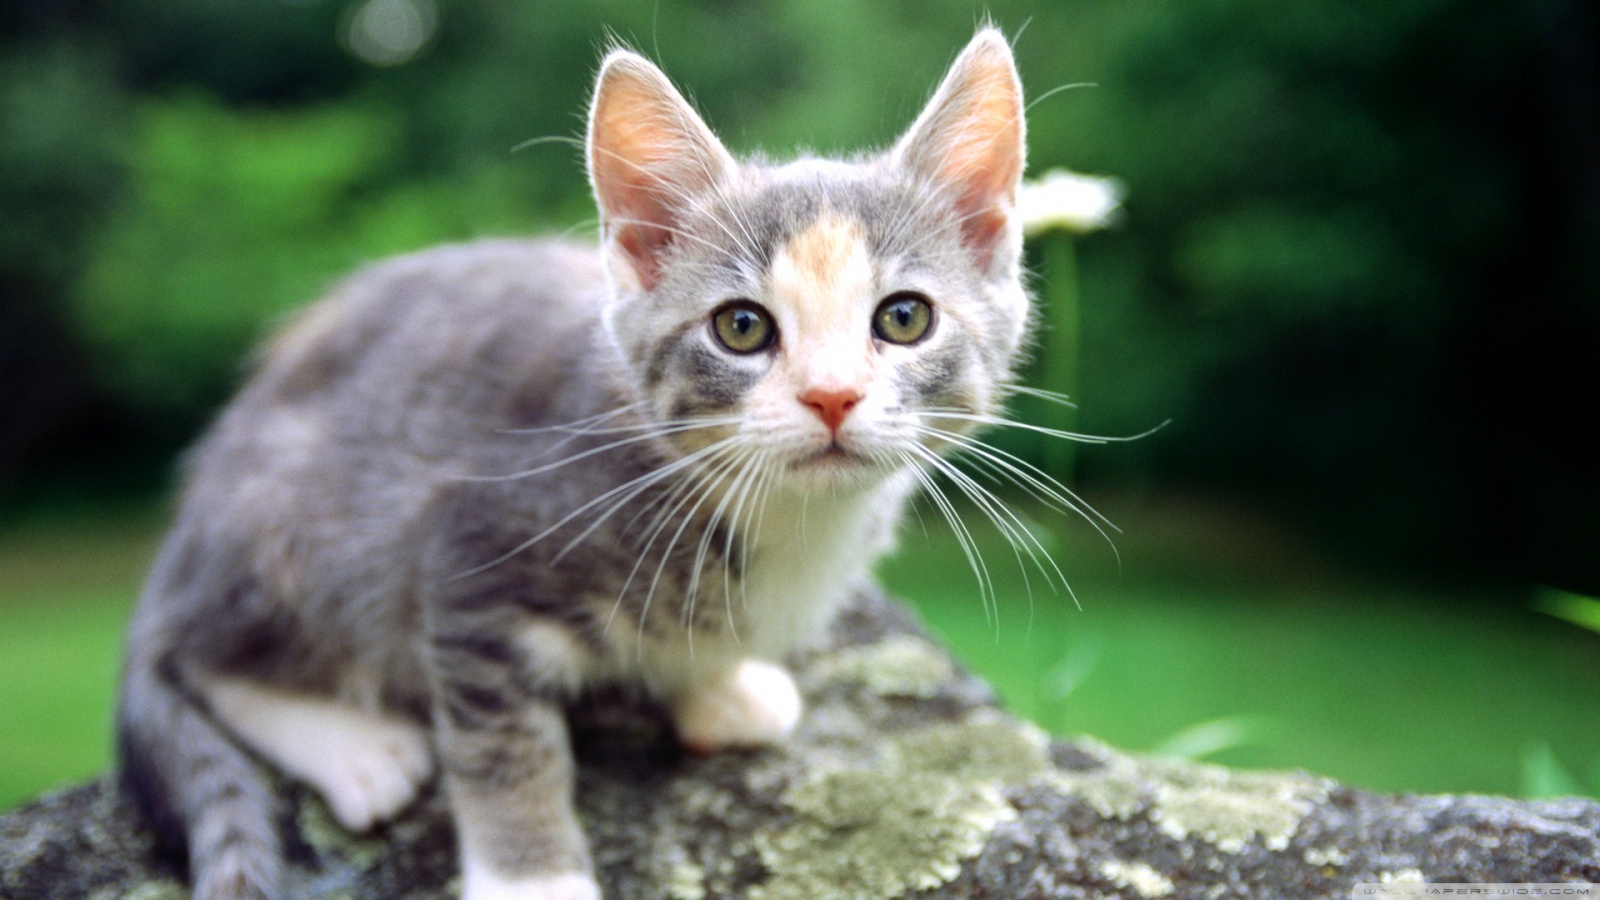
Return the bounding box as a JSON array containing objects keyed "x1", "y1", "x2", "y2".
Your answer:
[{"x1": 118, "y1": 28, "x2": 1033, "y2": 900}]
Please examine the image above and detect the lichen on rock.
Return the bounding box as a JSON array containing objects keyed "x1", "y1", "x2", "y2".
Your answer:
[
  {"x1": 1097, "y1": 857, "x2": 1176, "y2": 898},
  {"x1": 1144, "y1": 756, "x2": 1330, "y2": 852},
  {"x1": 753, "y1": 768, "x2": 1012, "y2": 900},
  {"x1": 1048, "y1": 735, "x2": 1330, "y2": 853},
  {"x1": 749, "y1": 713, "x2": 1054, "y2": 900},
  {"x1": 811, "y1": 634, "x2": 957, "y2": 699},
  {"x1": 298, "y1": 793, "x2": 388, "y2": 870}
]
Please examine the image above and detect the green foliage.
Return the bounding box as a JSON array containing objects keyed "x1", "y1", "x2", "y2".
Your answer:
[
  {"x1": 1536, "y1": 589, "x2": 1600, "y2": 635},
  {"x1": 0, "y1": 43, "x2": 127, "y2": 290},
  {"x1": 70, "y1": 95, "x2": 556, "y2": 416}
]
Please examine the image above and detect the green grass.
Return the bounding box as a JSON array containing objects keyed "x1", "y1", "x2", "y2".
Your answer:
[
  {"x1": 0, "y1": 510, "x2": 162, "y2": 810},
  {"x1": 880, "y1": 494, "x2": 1600, "y2": 798},
  {"x1": 2, "y1": 495, "x2": 1597, "y2": 812}
]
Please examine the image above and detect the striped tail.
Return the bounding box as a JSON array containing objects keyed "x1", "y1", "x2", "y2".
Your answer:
[{"x1": 117, "y1": 653, "x2": 282, "y2": 900}]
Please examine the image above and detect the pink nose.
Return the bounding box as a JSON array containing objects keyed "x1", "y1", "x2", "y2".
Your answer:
[{"x1": 799, "y1": 386, "x2": 863, "y2": 434}]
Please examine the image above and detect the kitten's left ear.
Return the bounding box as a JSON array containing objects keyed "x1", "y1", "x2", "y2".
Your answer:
[
  {"x1": 588, "y1": 49, "x2": 736, "y2": 292},
  {"x1": 894, "y1": 28, "x2": 1026, "y2": 275}
]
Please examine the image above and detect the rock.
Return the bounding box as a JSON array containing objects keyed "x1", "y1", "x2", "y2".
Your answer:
[{"x1": 2, "y1": 587, "x2": 1597, "y2": 899}]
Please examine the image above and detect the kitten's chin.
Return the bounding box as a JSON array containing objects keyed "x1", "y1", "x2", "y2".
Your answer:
[{"x1": 784, "y1": 445, "x2": 892, "y2": 492}]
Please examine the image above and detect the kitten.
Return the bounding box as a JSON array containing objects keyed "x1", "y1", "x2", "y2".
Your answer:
[{"x1": 118, "y1": 28, "x2": 1033, "y2": 900}]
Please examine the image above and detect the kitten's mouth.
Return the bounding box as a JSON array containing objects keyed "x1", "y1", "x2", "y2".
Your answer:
[{"x1": 791, "y1": 442, "x2": 871, "y2": 472}]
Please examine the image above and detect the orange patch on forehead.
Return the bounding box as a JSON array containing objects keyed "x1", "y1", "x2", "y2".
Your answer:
[
  {"x1": 769, "y1": 213, "x2": 874, "y2": 334},
  {"x1": 787, "y1": 213, "x2": 861, "y2": 280}
]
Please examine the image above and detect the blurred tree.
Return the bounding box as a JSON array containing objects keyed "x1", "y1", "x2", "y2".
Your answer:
[{"x1": 0, "y1": 41, "x2": 129, "y2": 504}]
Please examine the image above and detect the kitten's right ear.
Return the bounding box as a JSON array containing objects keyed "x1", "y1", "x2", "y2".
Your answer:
[{"x1": 588, "y1": 50, "x2": 735, "y2": 292}]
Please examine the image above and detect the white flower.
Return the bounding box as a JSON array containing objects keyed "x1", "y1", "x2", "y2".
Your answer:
[{"x1": 1016, "y1": 168, "x2": 1125, "y2": 237}]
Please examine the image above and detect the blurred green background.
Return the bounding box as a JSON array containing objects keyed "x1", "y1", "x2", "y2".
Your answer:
[{"x1": 2, "y1": 0, "x2": 1597, "y2": 811}]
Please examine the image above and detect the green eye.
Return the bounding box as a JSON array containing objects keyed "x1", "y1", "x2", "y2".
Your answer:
[
  {"x1": 873, "y1": 292, "x2": 934, "y2": 345},
  {"x1": 712, "y1": 301, "x2": 776, "y2": 354}
]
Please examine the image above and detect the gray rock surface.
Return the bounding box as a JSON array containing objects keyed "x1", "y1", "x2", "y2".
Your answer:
[{"x1": 3, "y1": 587, "x2": 1597, "y2": 899}]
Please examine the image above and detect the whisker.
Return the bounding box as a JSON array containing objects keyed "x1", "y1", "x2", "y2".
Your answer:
[
  {"x1": 510, "y1": 133, "x2": 585, "y2": 154},
  {"x1": 604, "y1": 206, "x2": 752, "y2": 271},
  {"x1": 919, "y1": 409, "x2": 1169, "y2": 446},
  {"x1": 553, "y1": 442, "x2": 720, "y2": 565},
  {"x1": 714, "y1": 449, "x2": 772, "y2": 632},
  {"x1": 604, "y1": 441, "x2": 745, "y2": 646},
  {"x1": 910, "y1": 423, "x2": 1123, "y2": 563},
  {"x1": 642, "y1": 447, "x2": 748, "y2": 655},
  {"x1": 736, "y1": 453, "x2": 781, "y2": 613},
  {"x1": 462, "y1": 416, "x2": 741, "y2": 482},
  {"x1": 451, "y1": 435, "x2": 741, "y2": 583},
  {"x1": 687, "y1": 447, "x2": 765, "y2": 645},
  {"x1": 1002, "y1": 384, "x2": 1079, "y2": 409},
  {"x1": 496, "y1": 403, "x2": 641, "y2": 436},
  {"x1": 901, "y1": 452, "x2": 998, "y2": 630},
  {"x1": 911, "y1": 444, "x2": 1076, "y2": 614},
  {"x1": 1024, "y1": 81, "x2": 1098, "y2": 114}
]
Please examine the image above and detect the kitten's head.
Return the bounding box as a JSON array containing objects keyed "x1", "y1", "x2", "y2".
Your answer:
[{"x1": 587, "y1": 29, "x2": 1029, "y2": 491}]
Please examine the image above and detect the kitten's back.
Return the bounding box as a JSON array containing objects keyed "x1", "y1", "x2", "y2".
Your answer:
[
  {"x1": 250, "y1": 237, "x2": 611, "y2": 440},
  {"x1": 128, "y1": 237, "x2": 619, "y2": 694}
]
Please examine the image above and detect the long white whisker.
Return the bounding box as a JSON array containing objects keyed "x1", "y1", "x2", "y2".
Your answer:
[
  {"x1": 902, "y1": 453, "x2": 997, "y2": 630},
  {"x1": 645, "y1": 447, "x2": 748, "y2": 656},
  {"x1": 602, "y1": 212, "x2": 748, "y2": 270},
  {"x1": 1001, "y1": 384, "x2": 1079, "y2": 409},
  {"x1": 911, "y1": 423, "x2": 1123, "y2": 540},
  {"x1": 920, "y1": 410, "x2": 1169, "y2": 446},
  {"x1": 688, "y1": 447, "x2": 764, "y2": 645},
  {"x1": 451, "y1": 435, "x2": 740, "y2": 583},
  {"x1": 497, "y1": 403, "x2": 642, "y2": 435},
  {"x1": 552, "y1": 443, "x2": 720, "y2": 565},
  {"x1": 911, "y1": 444, "x2": 1076, "y2": 614},
  {"x1": 605, "y1": 441, "x2": 745, "y2": 646},
  {"x1": 462, "y1": 416, "x2": 742, "y2": 483},
  {"x1": 736, "y1": 453, "x2": 781, "y2": 613}
]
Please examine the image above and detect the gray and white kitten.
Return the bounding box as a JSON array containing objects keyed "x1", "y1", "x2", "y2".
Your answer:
[{"x1": 118, "y1": 28, "x2": 1035, "y2": 900}]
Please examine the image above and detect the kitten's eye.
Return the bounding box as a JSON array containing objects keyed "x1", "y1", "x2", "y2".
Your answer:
[
  {"x1": 711, "y1": 301, "x2": 777, "y2": 354},
  {"x1": 872, "y1": 292, "x2": 934, "y2": 345}
]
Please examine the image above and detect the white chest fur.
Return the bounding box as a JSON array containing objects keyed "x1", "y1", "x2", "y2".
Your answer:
[{"x1": 736, "y1": 470, "x2": 915, "y2": 659}]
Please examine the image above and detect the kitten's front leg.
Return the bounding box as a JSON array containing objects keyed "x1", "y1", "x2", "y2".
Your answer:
[
  {"x1": 673, "y1": 658, "x2": 802, "y2": 754},
  {"x1": 427, "y1": 605, "x2": 599, "y2": 900},
  {"x1": 433, "y1": 684, "x2": 598, "y2": 900}
]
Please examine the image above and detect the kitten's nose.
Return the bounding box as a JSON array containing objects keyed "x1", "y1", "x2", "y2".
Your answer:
[{"x1": 799, "y1": 386, "x2": 863, "y2": 434}]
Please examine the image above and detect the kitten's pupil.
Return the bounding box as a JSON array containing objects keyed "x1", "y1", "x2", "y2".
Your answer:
[
  {"x1": 873, "y1": 293, "x2": 934, "y2": 345},
  {"x1": 712, "y1": 301, "x2": 776, "y2": 354}
]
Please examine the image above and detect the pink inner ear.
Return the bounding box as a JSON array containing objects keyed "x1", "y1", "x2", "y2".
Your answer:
[
  {"x1": 588, "y1": 52, "x2": 733, "y2": 291},
  {"x1": 896, "y1": 32, "x2": 1025, "y2": 271},
  {"x1": 953, "y1": 174, "x2": 1017, "y2": 271},
  {"x1": 611, "y1": 220, "x2": 673, "y2": 289}
]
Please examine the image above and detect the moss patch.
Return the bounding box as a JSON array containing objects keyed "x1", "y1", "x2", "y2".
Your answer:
[
  {"x1": 812, "y1": 635, "x2": 957, "y2": 699},
  {"x1": 663, "y1": 859, "x2": 707, "y2": 900},
  {"x1": 1144, "y1": 757, "x2": 1329, "y2": 852},
  {"x1": 1098, "y1": 857, "x2": 1175, "y2": 897},
  {"x1": 1051, "y1": 738, "x2": 1330, "y2": 853},
  {"x1": 296, "y1": 794, "x2": 387, "y2": 870},
  {"x1": 750, "y1": 715, "x2": 1050, "y2": 900}
]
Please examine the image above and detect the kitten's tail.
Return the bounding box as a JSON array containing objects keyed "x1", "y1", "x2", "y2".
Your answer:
[{"x1": 118, "y1": 649, "x2": 281, "y2": 900}]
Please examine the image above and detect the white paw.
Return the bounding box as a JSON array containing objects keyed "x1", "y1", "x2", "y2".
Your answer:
[
  {"x1": 674, "y1": 659, "x2": 802, "y2": 753},
  {"x1": 462, "y1": 867, "x2": 602, "y2": 900},
  {"x1": 203, "y1": 678, "x2": 434, "y2": 832},
  {"x1": 308, "y1": 714, "x2": 434, "y2": 831}
]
